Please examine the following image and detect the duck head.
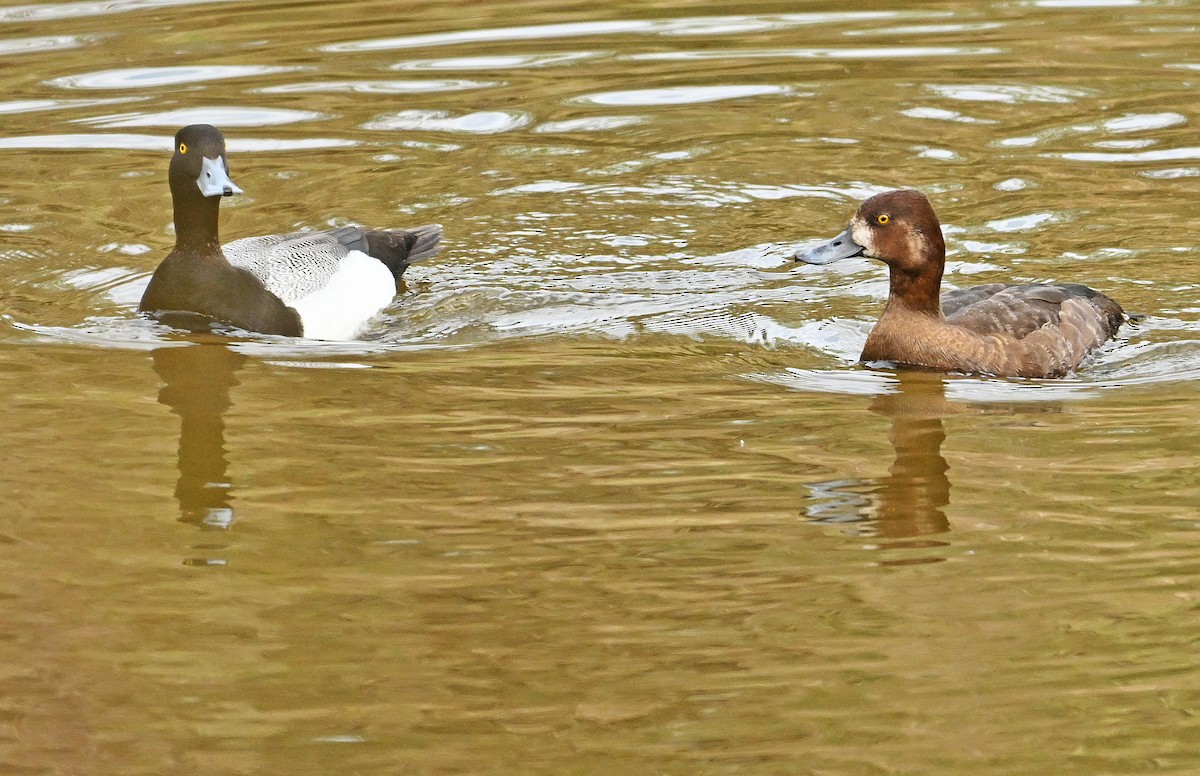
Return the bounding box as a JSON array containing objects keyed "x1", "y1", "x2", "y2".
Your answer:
[
  {"x1": 795, "y1": 189, "x2": 945, "y2": 275},
  {"x1": 169, "y1": 124, "x2": 242, "y2": 200}
]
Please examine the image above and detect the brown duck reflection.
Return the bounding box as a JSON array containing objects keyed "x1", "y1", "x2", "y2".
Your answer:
[
  {"x1": 806, "y1": 370, "x2": 953, "y2": 539},
  {"x1": 151, "y1": 340, "x2": 246, "y2": 527}
]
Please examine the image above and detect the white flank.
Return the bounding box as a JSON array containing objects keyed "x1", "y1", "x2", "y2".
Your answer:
[{"x1": 288, "y1": 250, "x2": 396, "y2": 340}]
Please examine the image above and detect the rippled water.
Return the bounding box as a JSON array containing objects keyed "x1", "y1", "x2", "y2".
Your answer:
[{"x1": 2, "y1": 0, "x2": 1200, "y2": 773}]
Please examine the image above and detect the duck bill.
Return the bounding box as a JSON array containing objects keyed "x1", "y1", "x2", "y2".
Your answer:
[
  {"x1": 794, "y1": 227, "x2": 864, "y2": 265},
  {"x1": 197, "y1": 156, "x2": 243, "y2": 198}
]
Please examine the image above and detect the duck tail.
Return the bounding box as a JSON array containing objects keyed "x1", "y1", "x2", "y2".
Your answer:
[
  {"x1": 364, "y1": 224, "x2": 444, "y2": 281},
  {"x1": 401, "y1": 223, "x2": 444, "y2": 265}
]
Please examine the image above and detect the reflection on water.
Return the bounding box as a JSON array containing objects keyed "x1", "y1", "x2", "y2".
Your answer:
[
  {"x1": 151, "y1": 341, "x2": 245, "y2": 531},
  {"x1": 868, "y1": 371, "x2": 952, "y2": 539},
  {"x1": 805, "y1": 370, "x2": 951, "y2": 541}
]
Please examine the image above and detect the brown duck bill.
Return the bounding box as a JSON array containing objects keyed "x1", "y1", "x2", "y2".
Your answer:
[{"x1": 794, "y1": 226, "x2": 865, "y2": 265}]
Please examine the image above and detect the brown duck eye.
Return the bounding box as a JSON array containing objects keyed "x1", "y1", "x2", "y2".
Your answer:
[
  {"x1": 877, "y1": 214, "x2": 890, "y2": 225},
  {"x1": 178, "y1": 143, "x2": 187, "y2": 154}
]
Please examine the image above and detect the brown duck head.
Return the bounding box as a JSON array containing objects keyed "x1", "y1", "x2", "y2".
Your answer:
[{"x1": 795, "y1": 189, "x2": 947, "y2": 314}]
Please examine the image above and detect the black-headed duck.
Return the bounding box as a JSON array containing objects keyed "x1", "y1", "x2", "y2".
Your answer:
[
  {"x1": 139, "y1": 124, "x2": 442, "y2": 339},
  {"x1": 795, "y1": 189, "x2": 1125, "y2": 378}
]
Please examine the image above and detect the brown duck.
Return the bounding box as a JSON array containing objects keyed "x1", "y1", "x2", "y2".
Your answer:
[{"x1": 795, "y1": 189, "x2": 1125, "y2": 378}]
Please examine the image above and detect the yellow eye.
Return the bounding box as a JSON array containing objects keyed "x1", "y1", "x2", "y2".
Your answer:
[
  {"x1": 178, "y1": 142, "x2": 188, "y2": 154},
  {"x1": 877, "y1": 214, "x2": 890, "y2": 225}
]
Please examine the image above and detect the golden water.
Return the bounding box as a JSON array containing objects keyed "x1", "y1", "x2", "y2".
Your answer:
[{"x1": 2, "y1": 0, "x2": 1199, "y2": 773}]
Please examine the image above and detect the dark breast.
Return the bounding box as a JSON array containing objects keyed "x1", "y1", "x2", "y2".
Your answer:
[{"x1": 139, "y1": 250, "x2": 303, "y2": 336}]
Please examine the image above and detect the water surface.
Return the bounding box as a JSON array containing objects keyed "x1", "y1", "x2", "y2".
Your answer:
[{"x1": 2, "y1": 0, "x2": 1200, "y2": 773}]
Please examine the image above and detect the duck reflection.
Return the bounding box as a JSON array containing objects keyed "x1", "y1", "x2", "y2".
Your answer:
[
  {"x1": 151, "y1": 340, "x2": 246, "y2": 527},
  {"x1": 868, "y1": 370, "x2": 952, "y2": 537},
  {"x1": 806, "y1": 370, "x2": 952, "y2": 538}
]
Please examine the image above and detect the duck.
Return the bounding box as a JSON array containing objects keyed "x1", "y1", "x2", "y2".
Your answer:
[
  {"x1": 794, "y1": 189, "x2": 1125, "y2": 378},
  {"x1": 138, "y1": 124, "x2": 442, "y2": 340}
]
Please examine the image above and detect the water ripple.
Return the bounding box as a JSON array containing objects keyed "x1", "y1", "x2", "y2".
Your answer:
[
  {"x1": 1090, "y1": 112, "x2": 1186, "y2": 133},
  {"x1": 0, "y1": 34, "x2": 101, "y2": 56},
  {"x1": 927, "y1": 83, "x2": 1094, "y2": 103},
  {"x1": 7, "y1": 318, "x2": 401, "y2": 358},
  {"x1": 1091, "y1": 139, "x2": 1156, "y2": 149},
  {"x1": 363, "y1": 110, "x2": 533, "y2": 134},
  {"x1": 846, "y1": 22, "x2": 1005, "y2": 36},
  {"x1": 494, "y1": 180, "x2": 750, "y2": 208},
  {"x1": 986, "y1": 213, "x2": 1061, "y2": 232},
  {"x1": 0, "y1": 97, "x2": 144, "y2": 116},
  {"x1": 1026, "y1": 0, "x2": 1143, "y2": 6},
  {"x1": 995, "y1": 111, "x2": 1185, "y2": 150},
  {"x1": 75, "y1": 107, "x2": 327, "y2": 128},
  {"x1": 1052, "y1": 147, "x2": 1200, "y2": 163},
  {"x1": 497, "y1": 178, "x2": 890, "y2": 209},
  {"x1": 324, "y1": 20, "x2": 655, "y2": 52},
  {"x1": 320, "y1": 13, "x2": 920, "y2": 53},
  {"x1": 257, "y1": 79, "x2": 498, "y2": 94},
  {"x1": 749, "y1": 342, "x2": 1200, "y2": 400},
  {"x1": 631, "y1": 46, "x2": 1001, "y2": 62},
  {"x1": 901, "y1": 107, "x2": 995, "y2": 124},
  {"x1": 225, "y1": 138, "x2": 359, "y2": 152},
  {"x1": 0, "y1": 134, "x2": 356, "y2": 151},
  {"x1": 747, "y1": 367, "x2": 898, "y2": 397},
  {"x1": 48, "y1": 65, "x2": 301, "y2": 90},
  {"x1": 1139, "y1": 168, "x2": 1200, "y2": 179},
  {"x1": 0, "y1": 0, "x2": 233, "y2": 22},
  {"x1": 394, "y1": 53, "x2": 601, "y2": 71},
  {"x1": 576, "y1": 85, "x2": 791, "y2": 107},
  {"x1": 535, "y1": 116, "x2": 646, "y2": 133}
]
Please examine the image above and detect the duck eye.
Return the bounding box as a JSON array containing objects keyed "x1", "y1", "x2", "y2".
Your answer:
[
  {"x1": 178, "y1": 142, "x2": 188, "y2": 154},
  {"x1": 876, "y1": 214, "x2": 890, "y2": 225}
]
